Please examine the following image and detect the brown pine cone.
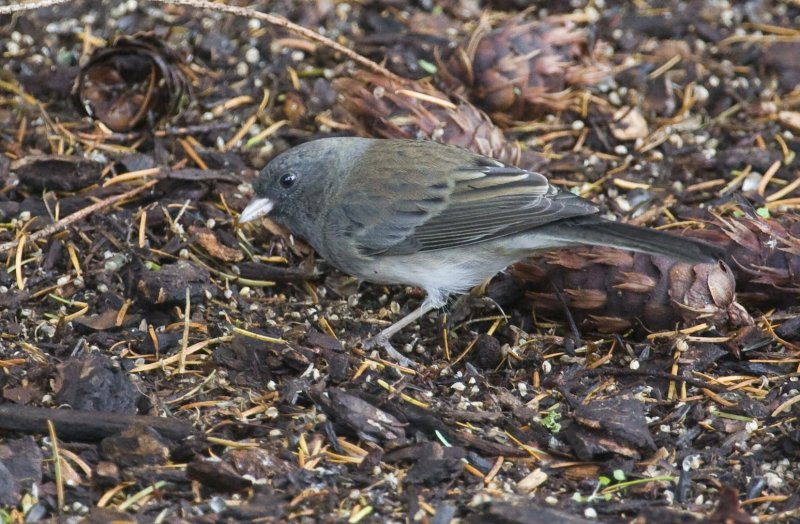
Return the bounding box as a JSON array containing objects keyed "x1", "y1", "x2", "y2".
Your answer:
[
  {"x1": 512, "y1": 248, "x2": 749, "y2": 335},
  {"x1": 511, "y1": 213, "x2": 800, "y2": 334},
  {"x1": 72, "y1": 33, "x2": 190, "y2": 132},
  {"x1": 439, "y1": 16, "x2": 607, "y2": 124},
  {"x1": 334, "y1": 72, "x2": 521, "y2": 165}
]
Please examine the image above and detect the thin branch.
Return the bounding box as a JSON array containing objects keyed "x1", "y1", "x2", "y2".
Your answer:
[
  {"x1": 0, "y1": 0, "x2": 72, "y2": 14},
  {"x1": 3, "y1": 0, "x2": 404, "y2": 82},
  {"x1": 0, "y1": 180, "x2": 158, "y2": 255},
  {"x1": 149, "y1": 0, "x2": 403, "y2": 81}
]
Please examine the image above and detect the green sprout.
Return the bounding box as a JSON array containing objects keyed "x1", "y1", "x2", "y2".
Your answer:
[{"x1": 541, "y1": 409, "x2": 561, "y2": 433}]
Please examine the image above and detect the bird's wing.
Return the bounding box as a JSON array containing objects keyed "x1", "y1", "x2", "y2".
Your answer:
[{"x1": 334, "y1": 152, "x2": 600, "y2": 256}]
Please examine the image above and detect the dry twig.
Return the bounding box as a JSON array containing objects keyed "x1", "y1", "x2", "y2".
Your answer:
[
  {"x1": 0, "y1": 180, "x2": 158, "y2": 255},
  {"x1": 149, "y1": 0, "x2": 402, "y2": 81}
]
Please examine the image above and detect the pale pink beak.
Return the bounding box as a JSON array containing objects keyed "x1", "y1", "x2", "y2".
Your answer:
[{"x1": 239, "y1": 198, "x2": 274, "y2": 223}]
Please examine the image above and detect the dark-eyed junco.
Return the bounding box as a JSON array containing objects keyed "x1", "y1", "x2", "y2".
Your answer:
[{"x1": 240, "y1": 137, "x2": 722, "y2": 361}]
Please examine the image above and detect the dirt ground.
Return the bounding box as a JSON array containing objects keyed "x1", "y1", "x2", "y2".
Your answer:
[{"x1": 0, "y1": 0, "x2": 799, "y2": 522}]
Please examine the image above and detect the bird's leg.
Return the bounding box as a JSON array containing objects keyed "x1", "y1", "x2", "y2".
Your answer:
[
  {"x1": 364, "y1": 301, "x2": 437, "y2": 364},
  {"x1": 376, "y1": 300, "x2": 436, "y2": 343}
]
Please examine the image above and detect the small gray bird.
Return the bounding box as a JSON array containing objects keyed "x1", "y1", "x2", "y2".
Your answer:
[{"x1": 240, "y1": 137, "x2": 721, "y2": 361}]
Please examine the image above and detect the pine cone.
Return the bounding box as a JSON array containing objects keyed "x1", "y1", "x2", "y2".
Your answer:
[
  {"x1": 511, "y1": 213, "x2": 800, "y2": 334},
  {"x1": 439, "y1": 16, "x2": 607, "y2": 124},
  {"x1": 72, "y1": 33, "x2": 190, "y2": 132},
  {"x1": 713, "y1": 213, "x2": 800, "y2": 306},
  {"x1": 334, "y1": 72, "x2": 520, "y2": 164},
  {"x1": 512, "y1": 248, "x2": 749, "y2": 334}
]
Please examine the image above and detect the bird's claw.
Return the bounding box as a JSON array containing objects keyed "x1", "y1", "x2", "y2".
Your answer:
[{"x1": 363, "y1": 335, "x2": 414, "y2": 368}]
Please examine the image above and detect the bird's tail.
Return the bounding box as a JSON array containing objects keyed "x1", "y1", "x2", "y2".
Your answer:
[{"x1": 539, "y1": 218, "x2": 725, "y2": 263}]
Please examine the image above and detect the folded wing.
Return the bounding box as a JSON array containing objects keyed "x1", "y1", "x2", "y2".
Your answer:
[{"x1": 331, "y1": 144, "x2": 599, "y2": 256}]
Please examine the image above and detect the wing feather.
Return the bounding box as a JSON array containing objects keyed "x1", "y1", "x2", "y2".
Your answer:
[{"x1": 332, "y1": 141, "x2": 599, "y2": 256}]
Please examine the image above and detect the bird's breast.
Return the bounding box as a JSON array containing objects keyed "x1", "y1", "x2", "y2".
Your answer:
[{"x1": 342, "y1": 247, "x2": 521, "y2": 308}]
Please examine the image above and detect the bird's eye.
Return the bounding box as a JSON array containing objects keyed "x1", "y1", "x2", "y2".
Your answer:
[{"x1": 279, "y1": 173, "x2": 296, "y2": 188}]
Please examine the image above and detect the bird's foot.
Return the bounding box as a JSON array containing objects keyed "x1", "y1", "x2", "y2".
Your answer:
[
  {"x1": 361, "y1": 301, "x2": 435, "y2": 367},
  {"x1": 363, "y1": 334, "x2": 414, "y2": 368}
]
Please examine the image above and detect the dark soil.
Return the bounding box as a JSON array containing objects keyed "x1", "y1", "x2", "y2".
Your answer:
[{"x1": 0, "y1": 1, "x2": 799, "y2": 522}]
